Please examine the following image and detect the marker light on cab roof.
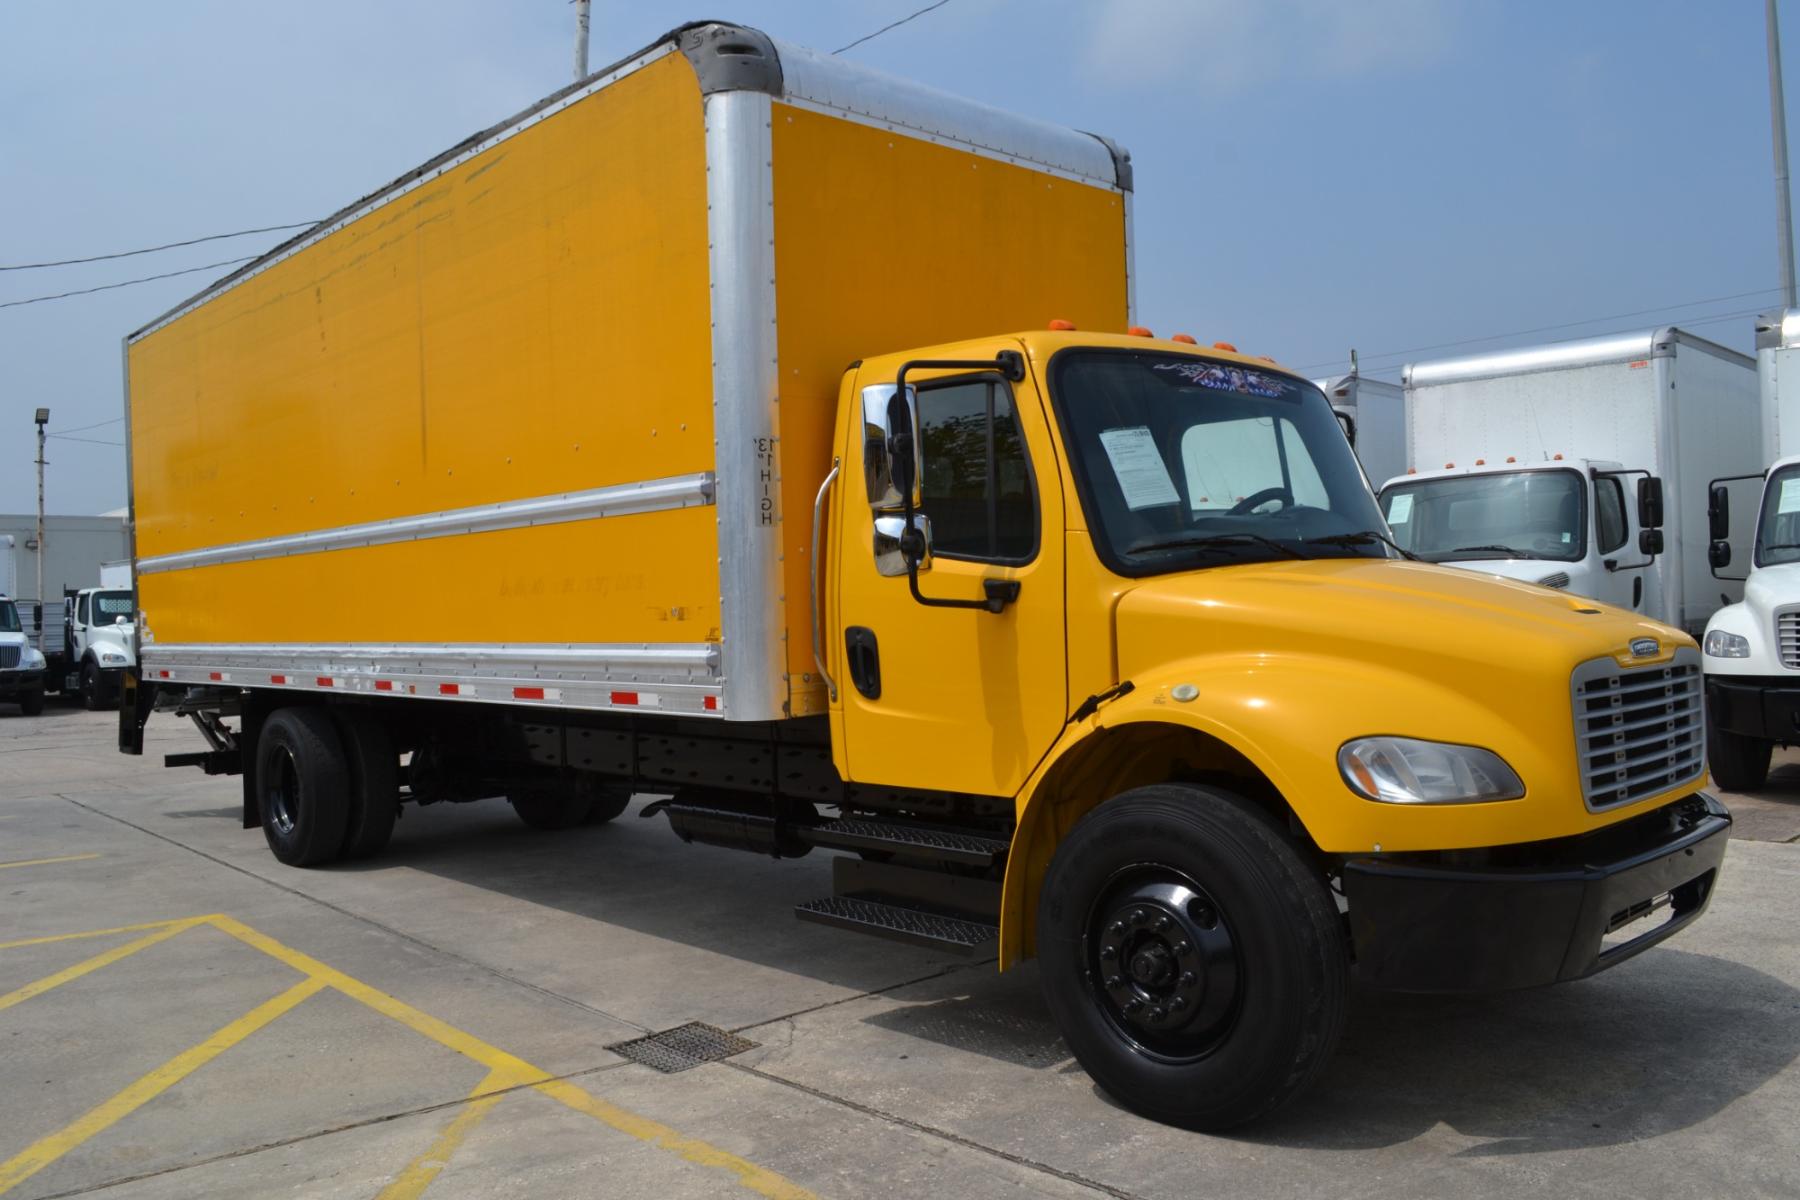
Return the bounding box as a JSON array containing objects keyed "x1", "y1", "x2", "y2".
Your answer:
[
  {"x1": 1127, "y1": 326, "x2": 1153, "y2": 337},
  {"x1": 1048, "y1": 318, "x2": 1076, "y2": 331}
]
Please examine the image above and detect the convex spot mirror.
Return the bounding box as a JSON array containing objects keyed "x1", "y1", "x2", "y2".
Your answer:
[
  {"x1": 1708, "y1": 484, "x2": 1731, "y2": 542},
  {"x1": 1710, "y1": 539, "x2": 1732, "y2": 570},
  {"x1": 1639, "y1": 529, "x2": 1665, "y2": 556},
  {"x1": 1637, "y1": 476, "x2": 1664, "y2": 529},
  {"x1": 860, "y1": 383, "x2": 921, "y2": 510}
]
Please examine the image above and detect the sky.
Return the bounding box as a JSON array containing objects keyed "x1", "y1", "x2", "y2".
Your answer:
[{"x1": 0, "y1": 0, "x2": 1791, "y2": 516}]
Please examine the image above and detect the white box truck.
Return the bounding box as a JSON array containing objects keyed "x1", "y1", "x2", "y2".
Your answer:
[
  {"x1": 1698, "y1": 308, "x2": 1800, "y2": 788},
  {"x1": 1378, "y1": 328, "x2": 1759, "y2": 634},
  {"x1": 1313, "y1": 369, "x2": 1405, "y2": 489}
]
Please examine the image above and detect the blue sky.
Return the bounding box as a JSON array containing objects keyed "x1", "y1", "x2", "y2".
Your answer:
[{"x1": 0, "y1": 0, "x2": 1788, "y2": 514}]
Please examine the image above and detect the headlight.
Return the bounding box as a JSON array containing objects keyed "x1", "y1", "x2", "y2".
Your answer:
[
  {"x1": 100, "y1": 652, "x2": 128, "y2": 666},
  {"x1": 1338, "y1": 736, "x2": 1525, "y2": 804},
  {"x1": 1704, "y1": 630, "x2": 1751, "y2": 658},
  {"x1": 20, "y1": 647, "x2": 44, "y2": 669}
]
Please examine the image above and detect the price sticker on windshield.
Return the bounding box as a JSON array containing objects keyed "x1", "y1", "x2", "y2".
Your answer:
[
  {"x1": 1780, "y1": 478, "x2": 1800, "y2": 515},
  {"x1": 1099, "y1": 427, "x2": 1182, "y2": 511},
  {"x1": 1386, "y1": 493, "x2": 1413, "y2": 525}
]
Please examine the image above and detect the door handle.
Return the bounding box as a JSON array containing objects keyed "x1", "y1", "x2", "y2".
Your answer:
[
  {"x1": 845, "y1": 626, "x2": 881, "y2": 700},
  {"x1": 811, "y1": 459, "x2": 840, "y2": 701}
]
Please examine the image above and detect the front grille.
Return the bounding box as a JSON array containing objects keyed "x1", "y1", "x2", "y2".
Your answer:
[
  {"x1": 1778, "y1": 611, "x2": 1800, "y2": 669},
  {"x1": 1571, "y1": 648, "x2": 1704, "y2": 811},
  {"x1": 0, "y1": 646, "x2": 18, "y2": 669}
]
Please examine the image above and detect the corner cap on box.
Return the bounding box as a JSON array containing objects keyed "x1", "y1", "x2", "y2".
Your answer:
[
  {"x1": 1081, "y1": 131, "x2": 1133, "y2": 192},
  {"x1": 679, "y1": 22, "x2": 783, "y2": 96}
]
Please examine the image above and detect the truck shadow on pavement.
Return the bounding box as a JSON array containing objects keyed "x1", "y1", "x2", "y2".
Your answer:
[{"x1": 326, "y1": 799, "x2": 1797, "y2": 1150}]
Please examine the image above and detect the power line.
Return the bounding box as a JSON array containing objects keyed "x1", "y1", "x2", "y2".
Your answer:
[
  {"x1": 0, "y1": 223, "x2": 319, "y2": 272},
  {"x1": 1296, "y1": 286, "x2": 1785, "y2": 375},
  {"x1": 0, "y1": 256, "x2": 257, "y2": 311},
  {"x1": 46, "y1": 434, "x2": 123, "y2": 447},
  {"x1": 834, "y1": 0, "x2": 954, "y2": 54},
  {"x1": 48, "y1": 416, "x2": 123, "y2": 436}
]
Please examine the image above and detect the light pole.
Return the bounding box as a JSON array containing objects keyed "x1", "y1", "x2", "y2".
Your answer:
[
  {"x1": 33, "y1": 406, "x2": 48, "y2": 652},
  {"x1": 1771, "y1": 0, "x2": 1797, "y2": 308},
  {"x1": 573, "y1": 0, "x2": 590, "y2": 82}
]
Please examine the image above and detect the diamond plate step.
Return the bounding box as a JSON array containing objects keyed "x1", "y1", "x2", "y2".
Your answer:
[
  {"x1": 801, "y1": 818, "x2": 1010, "y2": 866},
  {"x1": 795, "y1": 895, "x2": 998, "y2": 955}
]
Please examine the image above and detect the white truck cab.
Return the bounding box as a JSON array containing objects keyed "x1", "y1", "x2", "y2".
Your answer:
[
  {"x1": 1700, "y1": 309, "x2": 1800, "y2": 789},
  {"x1": 53, "y1": 585, "x2": 136, "y2": 709},
  {"x1": 1380, "y1": 458, "x2": 1663, "y2": 615},
  {"x1": 0, "y1": 594, "x2": 48, "y2": 715}
]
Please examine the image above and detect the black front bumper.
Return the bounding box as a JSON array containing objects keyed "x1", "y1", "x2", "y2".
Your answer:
[
  {"x1": 1706, "y1": 676, "x2": 1800, "y2": 740},
  {"x1": 0, "y1": 668, "x2": 44, "y2": 698},
  {"x1": 1342, "y1": 793, "x2": 1730, "y2": 993}
]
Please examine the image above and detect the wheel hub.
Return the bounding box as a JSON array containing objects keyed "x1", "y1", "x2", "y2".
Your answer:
[{"x1": 1088, "y1": 870, "x2": 1239, "y2": 1060}]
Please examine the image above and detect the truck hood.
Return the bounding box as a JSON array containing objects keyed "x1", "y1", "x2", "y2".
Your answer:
[
  {"x1": 86, "y1": 623, "x2": 136, "y2": 659},
  {"x1": 1114, "y1": 558, "x2": 1679, "y2": 687},
  {"x1": 1703, "y1": 561, "x2": 1800, "y2": 676},
  {"x1": 1431, "y1": 558, "x2": 1584, "y2": 590}
]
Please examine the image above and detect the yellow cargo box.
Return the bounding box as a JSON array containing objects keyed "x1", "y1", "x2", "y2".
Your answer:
[{"x1": 126, "y1": 22, "x2": 1130, "y2": 721}]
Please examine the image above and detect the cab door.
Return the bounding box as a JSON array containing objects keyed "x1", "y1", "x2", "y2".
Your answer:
[
  {"x1": 1594, "y1": 471, "x2": 1655, "y2": 616},
  {"x1": 832, "y1": 345, "x2": 1068, "y2": 800}
]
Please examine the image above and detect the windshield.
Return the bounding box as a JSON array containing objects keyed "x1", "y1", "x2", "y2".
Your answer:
[
  {"x1": 90, "y1": 591, "x2": 133, "y2": 624},
  {"x1": 1048, "y1": 351, "x2": 1390, "y2": 573},
  {"x1": 0, "y1": 601, "x2": 18, "y2": 634},
  {"x1": 1380, "y1": 469, "x2": 1585, "y2": 563},
  {"x1": 1755, "y1": 463, "x2": 1800, "y2": 566}
]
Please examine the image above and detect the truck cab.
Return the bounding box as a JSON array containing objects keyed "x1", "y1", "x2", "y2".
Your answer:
[
  {"x1": 0, "y1": 594, "x2": 48, "y2": 714},
  {"x1": 58, "y1": 585, "x2": 136, "y2": 709},
  {"x1": 1377, "y1": 458, "x2": 1665, "y2": 616}
]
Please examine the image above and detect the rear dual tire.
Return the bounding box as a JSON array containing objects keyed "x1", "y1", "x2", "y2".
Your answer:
[
  {"x1": 510, "y1": 784, "x2": 631, "y2": 830},
  {"x1": 1036, "y1": 784, "x2": 1346, "y2": 1131},
  {"x1": 257, "y1": 707, "x2": 398, "y2": 867}
]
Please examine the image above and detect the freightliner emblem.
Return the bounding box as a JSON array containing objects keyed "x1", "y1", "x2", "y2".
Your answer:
[{"x1": 1629, "y1": 638, "x2": 1659, "y2": 657}]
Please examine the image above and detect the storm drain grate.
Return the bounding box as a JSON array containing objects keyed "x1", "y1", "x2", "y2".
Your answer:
[{"x1": 608, "y1": 1022, "x2": 759, "y2": 1073}]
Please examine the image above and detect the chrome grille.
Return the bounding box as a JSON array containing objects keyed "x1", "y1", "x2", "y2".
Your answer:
[
  {"x1": 0, "y1": 646, "x2": 18, "y2": 669},
  {"x1": 1779, "y1": 611, "x2": 1800, "y2": 669},
  {"x1": 1571, "y1": 647, "x2": 1704, "y2": 811}
]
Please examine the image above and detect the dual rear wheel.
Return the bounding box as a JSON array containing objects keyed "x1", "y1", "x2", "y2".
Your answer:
[{"x1": 257, "y1": 707, "x2": 397, "y2": 867}]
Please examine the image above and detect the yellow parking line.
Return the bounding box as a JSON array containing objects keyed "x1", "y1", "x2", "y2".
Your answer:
[
  {"x1": 205, "y1": 917, "x2": 817, "y2": 1200},
  {"x1": 0, "y1": 917, "x2": 210, "y2": 1014},
  {"x1": 0, "y1": 853, "x2": 100, "y2": 871},
  {"x1": 0, "y1": 976, "x2": 325, "y2": 1196},
  {"x1": 0, "y1": 916, "x2": 204, "y2": 952},
  {"x1": 376, "y1": 1068, "x2": 515, "y2": 1200}
]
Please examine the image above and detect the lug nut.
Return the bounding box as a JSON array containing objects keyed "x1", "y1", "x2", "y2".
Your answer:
[
  {"x1": 1179, "y1": 971, "x2": 1197, "y2": 987},
  {"x1": 1098, "y1": 945, "x2": 1117, "y2": 961},
  {"x1": 1148, "y1": 1005, "x2": 1165, "y2": 1022},
  {"x1": 1105, "y1": 974, "x2": 1125, "y2": 990},
  {"x1": 1173, "y1": 940, "x2": 1192, "y2": 957},
  {"x1": 1124, "y1": 998, "x2": 1143, "y2": 1014},
  {"x1": 1169, "y1": 996, "x2": 1187, "y2": 1011},
  {"x1": 1130, "y1": 908, "x2": 1148, "y2": 926},
  {"x1": 1109, "y1": 921, "x2": 1125, "y2": 935},
  {"x1": 1153, "y1": 914, "x2": 1172, "y2": 932}
]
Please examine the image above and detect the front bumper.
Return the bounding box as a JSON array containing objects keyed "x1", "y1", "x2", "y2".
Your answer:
[
  {"x1": 0, "y1": 668, "x2": 45, "y2": 698},
  {"x1": 1706, "y1": 676, "x2": 1800, "y2": 740},
  {"x1": 1342, "y1": 793, "x2": 1729, "y2": 993}
]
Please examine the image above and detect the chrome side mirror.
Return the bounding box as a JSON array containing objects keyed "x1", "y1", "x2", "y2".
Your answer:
[
  {"x1": 861, "y1": 383, "x2": 921, "y2": 510},
  {"x1": 875, "y1": 514, "x2": 932, "y2": 577}
]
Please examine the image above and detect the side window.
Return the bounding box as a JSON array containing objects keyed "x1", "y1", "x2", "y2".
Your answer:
[
  {"x1": 918, "y1": 378, "x2": 1036, "y2": 561},
  {"x1": 76, "y1": 593, "x2": 89, "y2": 626},
  {"x1": 1595, "y1": 477, "x2": 1628, "y2": 555}
]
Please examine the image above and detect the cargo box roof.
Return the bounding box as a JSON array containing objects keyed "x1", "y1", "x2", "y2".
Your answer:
[
  {"x1": 130, "y1": 19, "x2": 1129, "y2": 342},
  {"x1": 1404, "y1": 325, "x2": 1753, "y2": 389}
]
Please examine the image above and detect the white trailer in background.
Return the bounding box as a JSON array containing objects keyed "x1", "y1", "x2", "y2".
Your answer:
[
  {"x1": 1378, "y1": 327, "x2": 1759, "y2": 634},
  {"x1": 1699, "y1": 308, "x2": 1800, "y2": 788},
  {"x1": 1313, "y1": 370, "x2": 1405, "y2": 489}
]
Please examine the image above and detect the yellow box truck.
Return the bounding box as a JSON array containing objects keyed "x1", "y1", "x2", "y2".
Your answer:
[{"x1": 120, "y1": 22, "x2": 1730, "y2": 1128}]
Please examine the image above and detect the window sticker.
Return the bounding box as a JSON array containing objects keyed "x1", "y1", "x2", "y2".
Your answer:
[
  {"x1": 1386, "y1": 493, "x2": 1414, "y2": 524},
  {"x1": 1153, "y1": 361, "x2": 1285, "y2": 398},
  {"x1": 1098, "y1": 427, "x2": 1182, "y2": 511},
  {"x1": 1780, "y1": 477, "x2": 1800, "y2": 515}
]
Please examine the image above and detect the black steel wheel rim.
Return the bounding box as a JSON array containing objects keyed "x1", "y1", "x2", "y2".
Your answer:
[
  {"x1": 266, "y1": 747, "x2": 301, "y2": 835},
  {"x1": 1082, "y1": 864, "x2": 1241, "y2": 1064}
]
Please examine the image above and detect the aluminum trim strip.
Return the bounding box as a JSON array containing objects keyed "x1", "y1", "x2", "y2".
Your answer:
[
  {"x1": 128, "y1": 42, "x2": 678, "y2": 342},
  {"x1": 707, "y1": 89, "x2": 788, "y2": 722},
  {"x1": 141, "y1": 641, "x2": 718, "y2": 672},
  {"x1": 136, "y1": 472, "x2": 714, "y2": 575},
  {"x1": 770, "y1": 38, "x2": 1123, "y2": 189}
]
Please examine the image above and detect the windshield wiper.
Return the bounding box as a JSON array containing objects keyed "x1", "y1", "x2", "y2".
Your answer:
[
  {"x1": 1123, "y1": 533, "x2": 1310, "y2": 561},
  {"x1": 1448, "y1": 544, "x2": 1535, "y2": 558},
  {"x1": 1306, "y1": 530, "x2": 1419, "y2": 561}
]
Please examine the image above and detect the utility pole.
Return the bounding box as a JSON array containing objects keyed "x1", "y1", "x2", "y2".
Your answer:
[
  {"x1": 573, "y1": 0, "x2": 590, "y2": 82},
  {"x1": 1771, "y1": 0, "x2": 1797, "y2": 308},
  {"x1": 33, "y1": 407, "x2": 48, "y2": 653}
]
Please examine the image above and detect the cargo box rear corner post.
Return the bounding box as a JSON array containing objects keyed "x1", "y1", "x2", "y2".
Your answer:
[{"x1": 118, "y1": 21, "x2": 1730, "y2": 1131}]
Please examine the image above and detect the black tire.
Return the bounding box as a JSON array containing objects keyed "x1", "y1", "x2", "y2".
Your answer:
[
  {"x1": 510, "y1": 787, "x2": 595, "y2": 830},
  {"x1": 584, "y1": 786, "x2": 632, "y2": 825},
  {"x1": 333, "y1": 712, "x2": 399, "y2": 860},
  {"x1": 1708, "y1": 718, "x2": 1771, "y2": 792},
  {"x1": 1036, "y1": 784, "x2": 1347, "y2": 1131},
  {"x1": 256, "y1": 707, "x2": 351, "y2": 867},
  {"x1": 80, "y1": 660, "x2": 103, "y2": 711},
  {"x1": 18, "y1": 688, "x2": 45, "y2": 716}
]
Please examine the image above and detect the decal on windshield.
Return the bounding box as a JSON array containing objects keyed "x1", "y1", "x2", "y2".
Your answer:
[
  {"x1": 1386, "y1": 493, "x2": 1413, "y2": 524},
  {"x1": 1154, "y1": 361, "x2": 1285, "y2": 398},
  {"x1": 1780, "y1": 477, "x2": 1800, "y2": 515}
]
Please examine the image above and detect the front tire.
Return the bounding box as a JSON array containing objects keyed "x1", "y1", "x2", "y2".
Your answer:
[
  {"x1": 257, "y1": 707, "x2": 351, "y2": 867},
  {"x1": 80, "y1": 660, "x2": 103, "y2": 710},
  {"x1": 18, "y1": 688, "x2": 45, "y2": 716},
  {"x1": 1708, "y1": 718, "x2": 1771, "y2": 792},
  {"x1": 1036, "y1": 784, "x2": 1346, "y2": 1131}
]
